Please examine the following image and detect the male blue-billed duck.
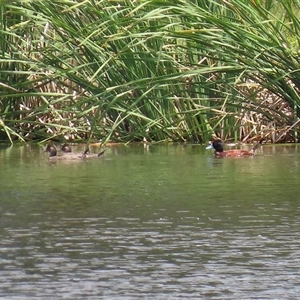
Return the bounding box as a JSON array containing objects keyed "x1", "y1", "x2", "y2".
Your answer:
[{"x1": 206, "y1": 139, "x2": 263, "y2": 157}]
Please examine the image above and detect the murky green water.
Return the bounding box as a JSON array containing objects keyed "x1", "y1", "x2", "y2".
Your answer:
[{"x1": 1, "y1": 143, "x2": 300, "y2": 299}]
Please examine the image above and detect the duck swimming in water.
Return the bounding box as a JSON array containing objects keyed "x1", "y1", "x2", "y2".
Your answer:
[
  {"x1": 206, "y1": 139, "x2": 263, "y2": 157},
  {"x1": 44, "y1": 144, "x2": 86, "y2": 160},
  {"x1": 45, "y1": 143, "x2": 106, "y2": 160}
]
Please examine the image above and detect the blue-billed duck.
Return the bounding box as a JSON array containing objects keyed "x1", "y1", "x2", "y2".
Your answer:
[
  {"x1": 45, "y1": 144, "x2": 106, "y2": 160},
  {"x1": 44, "y1": 144, "x2": 86, "y2": 160},
  {"x1": 206, "y1": 139, "x2": 263, "y2": 157}
]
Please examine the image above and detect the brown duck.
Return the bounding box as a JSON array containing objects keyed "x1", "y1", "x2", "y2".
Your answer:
[
  {"x1": 44, "y1": 144, "x2": 86, "y2": 160},
  {"x1": 44, "y1": 144, "x2": 105, "y2": 160}
]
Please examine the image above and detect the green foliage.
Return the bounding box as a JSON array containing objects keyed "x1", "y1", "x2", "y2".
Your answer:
[{"x1": 0, "y1": 0, "x2": 300, "y2": 143}]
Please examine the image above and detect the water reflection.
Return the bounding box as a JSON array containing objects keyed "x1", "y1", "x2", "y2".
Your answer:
[
  {"x1": 1, "y1": 207, "x2": 300, "y2": 299},
  {"x1": 0, "y1": 143, "x2": 300, "y2": 299}
]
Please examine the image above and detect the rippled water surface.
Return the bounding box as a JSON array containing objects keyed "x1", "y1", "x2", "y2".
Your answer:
[{"x1": 1, "y1": 143, "x2": 300, "y2": 299}]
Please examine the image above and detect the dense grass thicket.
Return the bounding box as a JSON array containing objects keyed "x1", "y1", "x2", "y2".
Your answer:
[{"x1": 1, "y1": 0, "x2": 300, "y2": 144}]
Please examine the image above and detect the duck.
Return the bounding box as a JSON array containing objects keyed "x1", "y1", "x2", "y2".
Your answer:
[
  {"x1": 45, "y1": 143, "x2": 106, "y2": 160},
  {"x1": 44, "y1": 144, "x2": 86, "y2": 160},
  {"x1": 206, "y1": 139, "x2": 263, "y2": 157}
]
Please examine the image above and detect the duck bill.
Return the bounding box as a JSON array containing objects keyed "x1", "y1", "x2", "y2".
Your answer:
[{"x1": 206, "y1": 144, "x2": 213, "y2": 150}]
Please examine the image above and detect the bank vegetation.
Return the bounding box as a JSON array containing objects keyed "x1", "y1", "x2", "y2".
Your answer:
[{"x1": 1, "y1": 0, "x2": 300, "y2": 144}]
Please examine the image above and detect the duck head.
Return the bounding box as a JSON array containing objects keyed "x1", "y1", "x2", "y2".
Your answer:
[
  {"x1": 206, "y1": 140, "x2": 224, "y2": 152},
  {"x1": 44, "y1": 144, "x2": 58, "y2": 157},
  {"x1": 61, "y1": 143, "x2": 72, "y2": 153}
]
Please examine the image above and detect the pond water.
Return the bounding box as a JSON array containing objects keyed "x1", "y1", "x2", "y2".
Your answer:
[{"x1": 0, "y1": 142, "x2": 300, "y2": 299}]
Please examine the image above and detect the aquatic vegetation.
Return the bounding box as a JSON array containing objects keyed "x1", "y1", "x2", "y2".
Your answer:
[{"x1": 1, "y1": 0, "x2": 300, "y2": 144}]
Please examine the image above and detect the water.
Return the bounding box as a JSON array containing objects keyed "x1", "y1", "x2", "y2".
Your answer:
[{"x1": 0, "y1": 143, "x2": 300, "y2": 299}]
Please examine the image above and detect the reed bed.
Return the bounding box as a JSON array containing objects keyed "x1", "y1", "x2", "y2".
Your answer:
[{"x1": 0, "y1": 0, "x2": 300, "y2": 144}]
